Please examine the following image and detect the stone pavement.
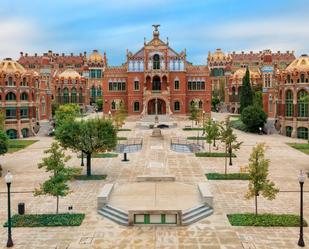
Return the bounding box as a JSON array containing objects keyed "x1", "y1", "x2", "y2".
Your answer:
[{"x1": 0, "y1": 112, "x2": 308, "y2": 248}]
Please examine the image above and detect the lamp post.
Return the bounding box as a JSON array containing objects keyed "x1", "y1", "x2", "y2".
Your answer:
[
  {"x1": 81, "y1": 151, "x2": 84, "y2": 166},
  {"x1": 298, "y1": 170, "x2": 305, "y2": 247},
  {"x1": 212, "y1": 117, "x2": 217, "y2": 147},
  {"x1": 5, "y1": 171, "x2": 13, "y2": 247}
]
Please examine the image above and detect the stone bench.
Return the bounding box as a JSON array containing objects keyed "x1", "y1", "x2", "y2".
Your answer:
[
  {"x1": 97, "y1": 183, "x2": 114, "y2": 210},
  {"x1": 198, "y1": 183, "x2": 214, "y2": 208},
  {"x1": 136, "y1": 175, "x2": 176, "y2": 182}
]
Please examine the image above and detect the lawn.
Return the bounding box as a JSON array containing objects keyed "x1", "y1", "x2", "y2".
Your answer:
[
  {"x1": 8, "y1": 140, "x2": 38, "y2": 153},
  {"x1": 287, "y1": 143, "x2": 309, "y2": 155},
  {"x1": 74, "y1": 174, "x2": 107, "y2": 180},
  {"x1": 3, "y1": 213, "x2": 85, "y2": 227},
  {"x1": 206, "y1": 173, "x2": 249, "y2": 180},
  {"x1": 196, "y1": 152, "x2": 236, "y2": 157},
  {"x1": 92, "y1": 153, "x2": 118, "y2": 158},
  {"x1": 227, "y1": 213, "x2": 308, "y2": 227}
]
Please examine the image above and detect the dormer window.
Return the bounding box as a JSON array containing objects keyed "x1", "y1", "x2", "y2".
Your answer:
[{"x1": 153, "y1": 54, "x2": 160, "y2": 70}]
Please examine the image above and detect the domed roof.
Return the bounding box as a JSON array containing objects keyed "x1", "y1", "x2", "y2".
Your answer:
[
  {"x1": 286, "y1": 54, "x2": 309, "y2": 72},
  {"x1": 0, "y1": 58, "x2": 26, "y2": 74},
  {"x1": 58, "y1": 68, "x2": 81, "y2": 79},
  {"x1": 232, "y1": 68, "x2": 260, "y2": 80},
  {"x1": 88, "y1": 49, "x2": 103, "y2": 62}
]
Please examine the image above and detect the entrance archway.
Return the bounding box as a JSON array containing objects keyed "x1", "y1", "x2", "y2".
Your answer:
[{"x1": 148, "y1": 98, "x2": 166, "y2": 115}]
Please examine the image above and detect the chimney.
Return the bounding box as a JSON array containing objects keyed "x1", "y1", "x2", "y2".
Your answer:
[
  {"x1": 286, "y1": 50, "x2": 290, "y2": 54},
  {"x1": 62, "y1": 53, "x2": 65, "y2": 56},
  {"x1": 277, "y1": 51, "x2": 280, "y2": 54},
  {"x1": 250, "y1": 51, "x2": 253, "y2": 54},
  {"x1": 25, "y1": 53, "x2": 28, "y2": 57},
  {"x1": 35, "y1": 53, "x2": 37, "y2": 57},
  {"x1": 70, "y1": 52, "x2": 73, "y2": 56},
  {"x1": 241, "y1": 51, "x2": 244, "y2": 54},
  {"x1": 20, "y1": 52, "x2": 23, "y2": 56},
  {"x1": 84, "y1": 51, "x2": 87, "y2": 56}
]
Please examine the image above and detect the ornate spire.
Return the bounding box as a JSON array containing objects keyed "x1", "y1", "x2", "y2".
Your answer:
[{"x1": 152, "y1": 24, "x2": 160, "y2": 39}]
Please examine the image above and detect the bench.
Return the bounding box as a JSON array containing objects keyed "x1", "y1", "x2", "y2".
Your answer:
[
  {"x1": 136, "y1": 175, "x2": 176, "y2": 182},
  {"x1": 97, "y1": 183, "x2": 114, "y2": 210},
  {"x1": 198, "y1": 183, "x2": 214, "y2": 208}
]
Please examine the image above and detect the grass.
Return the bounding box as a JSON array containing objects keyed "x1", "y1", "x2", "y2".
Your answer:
[
  {"x1": 117, "y1": 128, "x2": 132, "y2": 131},
  {"x1": 195, "y1": 152, "x2": 236, "y2": 157},
  {"x1": 117, "y1": 137, "x2": 128, "y2": 140},
  {"x1": 287, "y1": 143, "x2": 309, "y2": 155},
  {"x1": 3, "y1": 213, "x2": 85, "y2": 227},
  {"x1": 230, "y1": 119, "x2": 249, "y2": 132},
  {"x1": 227, "y1": 213, "x2": 308, "y2": 227},
  {"x1": 187, "y1": 136, "x2": 207, "y2": 140},
  {"x1": 92, "y1": 153, "x2": 118, "y2": 158},
  {"x1": 206, "y1": 173, "x2": 249, "y2": 180},
  {"x1": 183, "y1": 127, "x2": 204, "y2": 131},
  {"x1": 8, "y1": 140, "x2": 38, "y2": 153},
  {"x1": 74, "y1": 174, "x2": 106, "y2": 180}
]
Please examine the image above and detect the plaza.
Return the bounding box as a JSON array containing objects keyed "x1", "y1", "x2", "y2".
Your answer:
[{"x1": 0, "y1": 112, "x2": 308, "y2": 249}]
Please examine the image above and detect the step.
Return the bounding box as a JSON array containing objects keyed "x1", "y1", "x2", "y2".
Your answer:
[
  {"x1": 105, "y1": 204, "x2": 128, "y2": 217},
  {"x1": 182, "y1": 208, "x2": 213, "y2": 225},
  {"x1": 183, "y1": 204, "x2": 206, "y2": 216},
  {"x1": 98, "y1": 210, "x2": 129, "y2": 226},
  {"x1": 102, "y1": 206, "x2": 128, "y2": 220},
  {"x1": 182, "y1": 206, "x2": 211, "y2": 222}
]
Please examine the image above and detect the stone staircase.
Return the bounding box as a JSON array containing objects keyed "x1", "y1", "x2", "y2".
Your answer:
[
  {"x1": 98, "y1": 204, "x2": 129, "y2": 226},
  {"x1": 182, "y1": 204, "x2": 213, "y2": 225}
]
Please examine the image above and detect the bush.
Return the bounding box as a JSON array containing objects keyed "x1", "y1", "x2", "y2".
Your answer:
[
  {"x1": 187, "y1": 136, "x2": 207, "y2": 140},
  {"x1": 3, "y1": 213, "x2": 85, "y2": 227},
  {"x1": 241, "y1": 106, "x2": 267, "y2": 133},
  {"x1": 74, "y1": 175, "x2": 106, "y2": 180},
  {"x1": 183, "y1": 127, "x2": 204, "y2": 131},
  {"x1": 196, "y1": 152, "x2": 236, "y2": 157},
  {"x1": 206, "y1": 173, "x2": 249, "y2": 180},
  {"x1": 230, "y1": 119, "x2": 249, "y2": 132},
  {"x1": 227, "y1": 213, "x2": 308, "y2": 227}
]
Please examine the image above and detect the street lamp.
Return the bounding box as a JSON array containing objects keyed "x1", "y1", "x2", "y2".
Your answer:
[
  {"x1": 298, "y1": 170, "x2": 305, "y2": 247},
  {"x1": 5, "y1": 171, "x2": 13, "y2": 247}
]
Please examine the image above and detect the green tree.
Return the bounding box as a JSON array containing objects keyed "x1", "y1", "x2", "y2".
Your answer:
[
  {"x1": 56, "y1": 118, "x2": 117, "y2": 176},
  {"x1": 35, "y1": 142, "x2": 81, "y2": 214},
  {"x1": 220, "y1": 117, "x2": 242, "y2": 173},
  {"x1": 204, "y1": 118, "x2": 220, "y2": 152},
  {"x1": 253, "y1": 91, "x2": 263, "y2": 108},
  {"x1": 51, "y1": 100, "x2": 59, "y2": 117},
  {"x1": 241, "y1": 105, "x2": 267, "y2": 133},
  {"x1": 55, "y1": 104, "x2": 80, "y2": 127},
  {"x1": 211, "y1": 96, "x2": 220, "y2": 112},
  {"x1": 189, "y1": 102, "x2": 199, "y2": 126},
  {"x1": 0, "y1": 129, "x2": 8, "y2": 155},
  {"x1": 240, "y1": 67, "x2": 253, "y2": 113},
  {"x1": 113, "y1": 102, "x2": 127, "y2": 128},
  {"x1": 245, "y1": 143, "x2": 279, "y2": 215},
  {"x1": 96, "y1": 98, "x2": 103, "y2": 112}
]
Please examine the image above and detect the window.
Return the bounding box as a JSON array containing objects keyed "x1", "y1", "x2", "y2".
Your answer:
[
  {"x1": 6, "y1": 107, "x2": 16, "y2": 119},
  {"x1": 198, "y1": 100, "x2": 203, "y2": 109},
  {"x1": 153, "y1": 54, "x2": 160, "y2": 70},
  {"x1": 97, "y1": 86, "x2": 102, "y2": 97},
  {"x1": 111, "y1": 101, "x2": 116, "y2": 110},
  {"x1": 71, "y1": 88, "x2": 77, "y2": 103},
  {"x1": 174, "y1": 80, "x2": 180, "y2": 90},
  {"x1": 285, "y1": 90, "x2": 293, "y2": 117},
  {"x1": 91, "y1": 86, "x2": 96, "y2": 98},
  {"x1": 63, "y1": 88, "x2": 69, "y2": 104},
  {"x1": 297, "y1": 127, "x2": 308, "y2": 139},
  {"x1": 133, "y1": 101, "x2": 140, "y2": 112},
  {"x1": 6, "y1": 129, "x2": 17, "y2": 139},
  {"x1": 5, "y1": 92, "x2": 16, "y2": 101},
  {"x1": 7, "y1": 77, "x2": 14, "y2": 86},
  {"x1": 20, "y1": 107, "x2": 28, "y2": 118},
  {"x1": 122, "y1": 82, "x2": 126, "y2": 91},
  {"x1": 41, "y1": 97, "x2": 46, "y2": 115},
  {"x1": 232, "y1": 86, "x2": 236, "y2": 95},
  {"x1": 188, "y1": 81, "x2": 205, "y2": 90},
  {"x1": 286, "y1": 126, "x2": 292, "y2": 137},
  {"x1": 21, "y1": 77, "x2": 27, "y2": 86},
  {"x1": 20, "y1": 92, "x2": 28, "y2": 101},
  {"x1": 300, "y1": 74, "x2": 305, "y2": 83},
  {"x1": 134, "y1": 81, "x2": 139, "y2": 91},
  {"x1": 109, "y1": 82, "x2": 113, "y2": 91},
  {"x1": 297, "y1": 90, "x2": 308, "y2": 117},
  {"x1": 287, "y1": 75, "x2": 291, "y2": 83},
  {"x1": 269, "y1": 95, "x2": 273, "y2": 113},
  {"x1": 79, "y1": 88, "x2": 83, "y2": 103},
  {"x1": 109, "y1": 81, "x2": 126, "y2": 91},
  {"x1": 174, "y1": 101, "x2": 180, "y2": 111}
]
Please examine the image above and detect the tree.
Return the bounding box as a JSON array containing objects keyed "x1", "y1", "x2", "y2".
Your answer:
[
  {"x1": 51, "y1": 100, "x2": 59, "y2": 117},
  {"x1": 55, "y1": 104, "x2": 80, "y2": 127},
  {"x1": 253, "y1": 91, "x2": 263, "y2": 108},
  {"x1": 113, "y1": 102, "x2": 127, "y2": 128},
  {"x1": 204, "y1": 118, "x2": 220, "y2": 152},
  {"x1": 220, "y1": 117, "x2": 242, "y2": 173},
  {"x1": 245, "y1": 143, "x2": 279, "y2": 215},
  {"x1": 189, "y1": 102, "x2": 199, "y2": 126},
  {"x1": 240, "y1": 67, "x2": 253, "y2": 113},
  {"x1": 241, "y1": 105, "x2": 267, "y2": 133},
  {"x1": 0, "y1": 129, "x2": 8, "y2": 155},
  {"x1": 96, "y1": 98, "x2": 103, "y2": 112},
  {"x1": 35, "y1": 142, "x2": 81, "y2": 213},
  {"x1": 56, "y1": 118, "x2": 117, "y2": 176},
  {"x1": 211, "y1": 96, "x2": 220, "y2": 112}
]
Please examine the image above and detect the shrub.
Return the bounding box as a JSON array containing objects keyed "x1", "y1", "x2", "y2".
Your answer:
[
  {"x1": 206, "y1": 173, "x2": 249, "y2": 180},
  {"x1": 196, "y1": 152, "x2": 236, "y2": 157},
  {"x1": 74, "y1": 175, "x2": 106, "y2": 180},
  {"x1": 241, "y1": 105, "x2": 267, "y2": 133},
  {"x1": 230, "y1": 119, "x2": 249, "y2": 132}
]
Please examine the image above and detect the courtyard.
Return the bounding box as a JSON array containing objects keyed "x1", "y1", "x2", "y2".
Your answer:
[{"x1": 0, "y1": 112, "x2": 308, "y2": 249}]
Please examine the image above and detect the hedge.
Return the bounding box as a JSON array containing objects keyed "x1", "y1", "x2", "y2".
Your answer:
[
  {"x1": 196, "y1": 152, "x2": 236, "y2": 157},
  {"x1": 206, "y1": 173, "x2": 249, "y2": 180}
]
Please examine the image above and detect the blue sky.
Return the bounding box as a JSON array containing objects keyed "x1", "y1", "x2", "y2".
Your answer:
[{"x1": 1, "y1": 0, "x2": 308, "y2": 65}]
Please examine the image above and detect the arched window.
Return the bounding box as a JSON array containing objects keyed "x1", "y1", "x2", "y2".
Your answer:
[
  {"x1": 5, "y1": 92, "x2": 16, "y2": 101},
  {"x1": 153, "y1": 54, "x2": 160, "y2": 70},
  {"x1": 71, "y1": 88, "x2": 77, "y2": 103},
  {"x1": 6, "y1": 129, "x2": 17, "y2": 139},
  {"x1": 79, "y1": 87, "x2": 83, "y2": 103},
  {"x1": 300, "y1": 74, "x2": 305, "y2": 83},
  {"x1": 297, "y1": 127, "x2": 308, "y2": 139},
  {"x1": 111, "y1": 100, "x2": 116, "y2": 110},
  {"x1": 174, "y1": 101, "x2": 180, "y2": 111},
  {"x1": 20, "y1": 92, "x2": 28, "y2": 101},
  {"x1": 285, "y1": 90, "x2": 293, "y2": 117},
  {"x1": 21, "y1": 77, "x2": 27, "y2": 86},
  {"x1": 152, "y1": 76, "x2": 161, "y2": 91},
  {"x1": 97, "y1": 86, "x2": 102, "y2": 97},
  {"x1": 198, "y1": 100, "x2": 203, "y2": 109},
  {"x1": 297, "y1": 90, "x2": 308, "y2": 117},
  {"x1": 133, "y1": 101, "x2": 140, "y2": 112},
  {"x1": 63, "y1": 88, "x2": 69, "y2": 104},
  {"x1": 286, "y1": 126, "x2": 292, "y2": 137},
  {"x1": 7, "y1": 77, "x2": 14, "y2": 86},
  {"x1": 287, "y1": 74, "x2": 291, "y2": 83},
  {"x1": 232, "y1": 86, "x2": 236, "y2": 95}
]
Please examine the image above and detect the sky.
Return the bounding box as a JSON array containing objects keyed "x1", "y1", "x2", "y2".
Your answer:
[{"x1": 0, "y1": 0, "x2": 309, "y2": 65}]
